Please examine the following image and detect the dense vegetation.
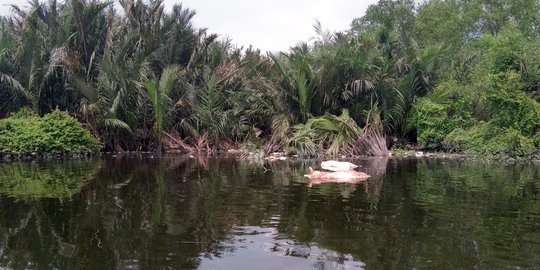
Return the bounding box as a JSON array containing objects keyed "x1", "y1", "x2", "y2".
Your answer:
[
  {"x1": 1, "y1": 0, "x2": 540, "y2": 158},
  {"x1": 0, "y1": 109, "x2": 100, "y2": 157}
]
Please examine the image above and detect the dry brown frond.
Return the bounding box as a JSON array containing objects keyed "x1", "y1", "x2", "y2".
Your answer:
[{"x1": 163, "y1": 131, "x2": 195, "y2": 153}]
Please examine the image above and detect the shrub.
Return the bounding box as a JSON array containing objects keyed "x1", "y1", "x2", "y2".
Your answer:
[
  {"x1": 413, "y1": 51, "x2": 540, "y2": 158},
  {"x1": 0, "y1": 108, "x2": 101, "y2": 156},
  {"x1": 484, "y1": 73, "x2": 540, "y2": 136},
  {"x1": 443, "y1": 122, "x2": 535, "y2": 158},
  {"x1": 412, "y1": 78, "x2": 483, "y2": 148}
]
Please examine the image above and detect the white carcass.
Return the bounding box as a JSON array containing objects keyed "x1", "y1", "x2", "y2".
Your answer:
[{"x1": 320, "y1": 160, "x2": 359, "y2": 172}]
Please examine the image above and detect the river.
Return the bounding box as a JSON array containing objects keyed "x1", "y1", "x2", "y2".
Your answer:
[{"x1": 0, "y1": 155, "x2": 539, "y2": 269}]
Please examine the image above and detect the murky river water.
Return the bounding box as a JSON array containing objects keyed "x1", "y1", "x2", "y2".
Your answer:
[{"x1": 0, "y1": 155, "x2": 539, "y2": 269}]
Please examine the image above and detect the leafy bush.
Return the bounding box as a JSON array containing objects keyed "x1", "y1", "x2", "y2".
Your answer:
[
  {"x1": 533, "y1": 131, "x2": 540, "y2": 148},
  {"x1": 414, "y1": 76, "x2": 540, "y2": 158},
  {"x1": 0, "y1": 109, "x2": 101, "y2": 156},
  {"x1": 412, "y1": 29, "x2": 540, "y2": 158},
  {"x1": 412, "y1": 81, "x2": 476, "y2": 149},
  {"x1": 485, "y1": 73, "x2": 540, "y2": 136},
  {"x1": 444, "y1": 122, "x2": 535, "y2": 158},
  {"x1": 412, "y1": 98, "x2": 450, "y2": 149}
]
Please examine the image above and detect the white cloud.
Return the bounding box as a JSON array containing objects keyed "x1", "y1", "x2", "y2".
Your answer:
[
  {"x1": 173, "y1": 0, "x2": 378, "y2": 52},
  {"x1": 0, "y1": 0, "x2": 378, "y2": 52}
]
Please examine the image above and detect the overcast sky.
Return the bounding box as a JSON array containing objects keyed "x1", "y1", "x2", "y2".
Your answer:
[{"x1": 0, "y1": 0, "x2": 378, "y2": 52}]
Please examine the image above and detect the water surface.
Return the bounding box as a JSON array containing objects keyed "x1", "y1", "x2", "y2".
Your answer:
[{"x1": 0, "y1": 156, "x2": 539, "y2": 269}]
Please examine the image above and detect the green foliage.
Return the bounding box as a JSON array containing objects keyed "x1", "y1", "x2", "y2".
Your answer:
[
  {"x1": 533, "y1": 132, "x2": 540, "y2": 147},
  {"x1": 287, "y1": 110, "x2": 362, "y2": 157},
  {"x1": 144, "y1": 65, "x2": 179, "y2": 150},
  {"x1": 412, "y1": 81, "x2": 476, "y2": 148},
  {"x1": 413, "y1": 28, "x2": 540, "y2": 158},
  {"x1": 270, "y1": 49, "x2": 316, "y2": 122},
  {"x1": 444, "y1": 122, "x2": 535, "y2": 158},
  {"x1": 413, "y1": 78, "x2": 540, "y2": 158},
  {"x1": 0, "y1": 109, "x2": 101, "y2": 155},
  {"x1": 412, "y1": 98, "x2": 450, "y2": 149},
  {"x1": 2, "y1": 0, "x2": 540, "y2": 157},
  {"x1": 413, "y1": 0, "x2": 466, "y2": 49},
  {"x1": 287, "y1": 124, "x2": 322, "y2": 158},
  {"x1": 484, "y1": 73, "x2": 540, "y2": 136}
]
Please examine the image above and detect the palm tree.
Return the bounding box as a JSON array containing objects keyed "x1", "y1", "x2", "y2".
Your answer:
[
  {"x1": 0, "y1": 20, "x2": 30, "y2": 116},
  {"x1": 144, "y1": 65, "x2": 179, "y2": 151},
  {"x1": 270, "y1": 44, "x2": 317, "y2": 122}
]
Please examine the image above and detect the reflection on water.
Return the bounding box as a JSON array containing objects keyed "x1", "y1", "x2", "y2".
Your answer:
[
  {"x1": 198, "y1": 226, "x2": 365, "y2": 270},
  {"x1": 0, "y1": 159, "x2": 101, "y2": 201},
  {"x1": 0, "y1": 156, "x2": 538, "y2": 269}
]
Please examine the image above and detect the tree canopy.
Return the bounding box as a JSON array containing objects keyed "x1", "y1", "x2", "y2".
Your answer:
[{"x1": 1, "y1": 0, "x2": 540, "y2": 158}]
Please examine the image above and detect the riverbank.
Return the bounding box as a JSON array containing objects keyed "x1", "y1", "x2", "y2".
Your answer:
[
  {"x1": 391, "y1": 149, "x2": 540, "y2": 163},
  {"x1": 0, "y1": 108, "x2": 535, "y2": 164},
  {"x1": 3, "y1": 146, "x2": 538, "y2": 164}
]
